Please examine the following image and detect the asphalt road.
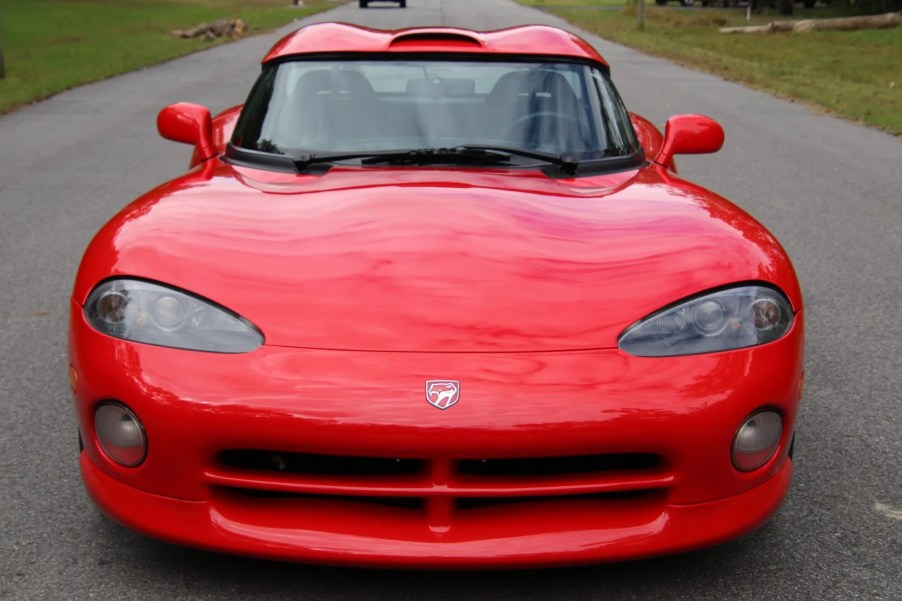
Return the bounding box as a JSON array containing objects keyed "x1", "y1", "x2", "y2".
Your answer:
[{"x1": 1, "y1": 0, "x2": 899, "y2": 599}]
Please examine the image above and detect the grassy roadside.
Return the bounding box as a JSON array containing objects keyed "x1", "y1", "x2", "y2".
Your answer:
[
  {"x1": 0, "y1": 0, "x2": 341, "y2": 115},
  {"x1": 515, "y1": 1, "x2": 902, "y2": 134}
]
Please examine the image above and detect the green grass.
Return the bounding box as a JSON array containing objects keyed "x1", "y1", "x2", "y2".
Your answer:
[
  {"x1": 515, "y1": 1, "x2": 902, "y2": 134},
  {"x1": 524, "y1": 0, "x2": 625, "y2": 5},
  {"x1": 0, "y1": 0, "x2": 339, "y2": 114}
]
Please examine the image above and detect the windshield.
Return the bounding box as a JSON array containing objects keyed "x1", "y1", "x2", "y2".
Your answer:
[{"x1": 232, "y1": 59, "x2": 640, "y2": 163}]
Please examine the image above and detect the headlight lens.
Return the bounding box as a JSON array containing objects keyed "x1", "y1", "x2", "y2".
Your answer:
[
  {"x1": 618, "y1": 285, "x2": 793, "y2": 357},
  {"x1": 84, "y1": 279, "x2": 263, "y2": 353}
]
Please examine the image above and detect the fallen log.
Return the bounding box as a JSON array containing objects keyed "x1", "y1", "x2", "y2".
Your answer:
[
  {"x1": 720, "y1": 11, "x2": 900, "y2": 34},
  {"x1": 720, "y1": 20, "x2": 794, "y2": 33},
  {"x1": 793, "y1": 12, "x2": 900, "y2": 33},
  {"x1": 172, "y1": 18, "x2": 247, "y2": 40}
]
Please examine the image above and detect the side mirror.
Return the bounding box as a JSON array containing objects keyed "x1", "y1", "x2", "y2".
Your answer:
[
  {"x1": 157, "y1": 103, "x2": 215, "y2": 162},
  {"x1": 654, "y1": 114, "x2": 724, "y2": 168}
]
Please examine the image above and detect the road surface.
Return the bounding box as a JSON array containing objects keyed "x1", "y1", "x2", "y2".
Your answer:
[{"x1": 0, "y1": 0, "x2": 899, "y2": 599}]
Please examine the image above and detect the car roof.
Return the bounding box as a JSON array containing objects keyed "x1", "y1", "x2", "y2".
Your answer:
[{"x1": 262, "y1": 22, "x2": 609, "y2": 67}]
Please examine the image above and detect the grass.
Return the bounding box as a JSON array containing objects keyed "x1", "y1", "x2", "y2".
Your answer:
[
  {"x1": 0, "y1": 0, "x2": 339, "y2": 114},
  {"x1": 515, "y1": 1, "x2": 902, "y2": 134}
]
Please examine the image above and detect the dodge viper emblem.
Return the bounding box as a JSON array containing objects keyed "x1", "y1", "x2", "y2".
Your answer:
[{"x1": 425, "y1": 380, "x2": 460, "y2": 410}]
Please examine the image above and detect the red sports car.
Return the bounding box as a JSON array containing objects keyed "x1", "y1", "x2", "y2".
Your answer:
[{"x1": 70, "y1": 23, "x2": 804, "y2": 568}]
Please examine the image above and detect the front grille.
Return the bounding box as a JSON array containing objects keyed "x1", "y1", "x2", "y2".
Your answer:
[{"x1": 208, "y1": 449, "x2": 672, "y2": 518}]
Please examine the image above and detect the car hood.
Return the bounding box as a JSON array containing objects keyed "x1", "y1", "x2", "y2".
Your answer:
[{"x1": 75, "y1": 161, "x2": 800, "y2": 352}]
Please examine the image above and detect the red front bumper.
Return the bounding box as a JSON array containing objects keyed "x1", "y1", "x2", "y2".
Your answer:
[
  {"x1": 71, "y1": 306, "x2": 803, "y2": 566},
  {"x1": 81, "y1": 452, "x2": 792, "y2": 568}
]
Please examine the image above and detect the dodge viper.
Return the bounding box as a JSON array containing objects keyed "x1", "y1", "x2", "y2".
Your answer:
[{"x1": 69, "y1": 23, "x2": 804, "y2": 568}]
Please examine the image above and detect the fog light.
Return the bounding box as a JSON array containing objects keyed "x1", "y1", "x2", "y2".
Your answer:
[
  {"x1": 95, "y1": 402, "x2": 147, "y2": 467},
  {"x1": 732, "y1": 410, "x2": 782, "y2": 471}
]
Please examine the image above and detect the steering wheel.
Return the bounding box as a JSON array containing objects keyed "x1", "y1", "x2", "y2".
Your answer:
[{"x1": 503, "y1": 112, "x2": 585, "y2": 146}]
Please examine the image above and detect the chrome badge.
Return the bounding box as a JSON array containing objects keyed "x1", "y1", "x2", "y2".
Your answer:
[{"x1": 425, "y1": 380, "x2": 460, "y2": 410}]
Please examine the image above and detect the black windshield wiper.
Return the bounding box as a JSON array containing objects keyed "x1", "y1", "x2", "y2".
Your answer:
[
  {"x1": 292, "y1": 151, "x2": 389, "y2": 172},
  {"x1": 291, "y1": 146, "x2": 581, "y2": 174},
  {"x1": 362, "y1": 145, "x2": 581, "y2": 175},
  {"x1": 359, "y1": 147, "x2": 513, "y2": 166},
  {"x1": 291, "y1": 148, "x2": 511, "y2": 172},
  {"x1": 455, "y1": 145, "x2": 581, "y2": 176}
]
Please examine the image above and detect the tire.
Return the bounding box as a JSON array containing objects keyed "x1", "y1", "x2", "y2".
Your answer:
[
  {"x1": 358, "y1": 0, "x2": 368, "y2": 7},
  {"x1": 680, "y1": 0, "x2": 695, "y2": 6},
  {"x1": 399, "y1": 0, "x2": 407, "y2": 6},
  {"x1": 802, "y1": 0, "x2": 815, "y2": 6},
  {"x1": 655, "y1": 0, "x2": 667, "y2": 5}
]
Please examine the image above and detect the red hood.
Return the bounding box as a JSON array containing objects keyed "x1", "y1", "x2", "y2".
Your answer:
[{"x1": 74, "y1": 161, "x2": 800, "y2": 352}]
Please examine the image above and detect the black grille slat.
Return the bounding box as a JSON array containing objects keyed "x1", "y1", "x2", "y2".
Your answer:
[
  {"x1": 456, "y1": 490, "x2": 658, "y2": 510},
  {"x1": 221, "y1": 450, "x2": 661, "y2": 478},
  {"x1": 218, "y1": 488, "x2": 661, "y2": 511},
  {"x1": 220, "y1": 450, "x2": 423, "y2": 476},
  {"x1": 223, "y1": 488, "x2": 423, "y2": 509},
  {"x1": 458, "y1": 453, "x2": 661, "y2": 477}
]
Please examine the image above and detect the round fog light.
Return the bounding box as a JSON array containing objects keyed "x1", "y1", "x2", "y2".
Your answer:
[
  {"x1": 732, "y1": 410, "x2": 782, "y2": 471},
  {"x1": 94, "y1": 402, "x2": 147, "y2": 467}
]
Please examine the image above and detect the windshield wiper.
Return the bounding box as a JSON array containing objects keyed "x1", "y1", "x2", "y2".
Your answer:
[
  {"x1": 292, "y1": 151, "x2": 389, "y2": 172},
  {"x1": 455, "y1": 145, "x2": 581, "y2": 176},
  {"x1": 291, "y1": 146, "x2": 582, "y2": 175},
  {"x1": 360, "y1": 147, "x2": 513, "y2": 166},
  {"x1": 231, "y1": 143, "x2": 593, "y2": 176},
  {"x1": 366, "y1": 145, "x2": 581, "y2": 175},
  {"x1": 291, "y1": 148, "x2": 511, "y2": 172}
]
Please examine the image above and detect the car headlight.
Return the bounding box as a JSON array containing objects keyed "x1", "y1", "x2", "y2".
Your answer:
[
  {"x1": 618, "y1": 285, "x2": 793, "y2": 357},
  {"x1": 84, "y1": 279, "x2": 263, "y2": 353}
]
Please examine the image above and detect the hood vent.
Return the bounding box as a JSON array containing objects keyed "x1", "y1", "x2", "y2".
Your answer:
[{"x1": 389, "y1": 31, "x2": 483, "y2": 50}]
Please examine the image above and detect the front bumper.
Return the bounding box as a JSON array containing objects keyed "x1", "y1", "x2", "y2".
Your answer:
[
  {"x1": 81, "y1": 452, "x2": 792, "y2": 568},
  {"x1": 71, "y1": 306, "x2": 804, "y2": 566}
]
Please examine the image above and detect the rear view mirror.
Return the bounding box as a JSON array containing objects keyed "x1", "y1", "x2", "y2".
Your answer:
[
  {"x1": 157, "y1": 103, "x2": 215, "y2": 162},
  {"x1": 654, "y1": 114, "x2": 724, "y2": 168}
]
